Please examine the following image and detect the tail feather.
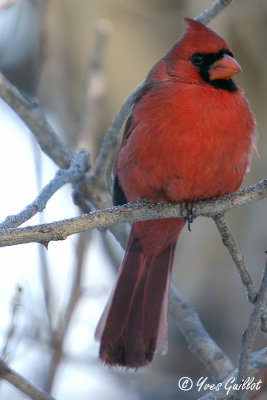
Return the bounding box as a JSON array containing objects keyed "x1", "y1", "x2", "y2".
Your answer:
[{"x1": 95, "y1": 218, "x2": 185, "y2": 368}]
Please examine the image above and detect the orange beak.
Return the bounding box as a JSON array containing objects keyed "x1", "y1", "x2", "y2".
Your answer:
[{"x1": 209, "y1": 54, "x2": 242, "y2": 81}]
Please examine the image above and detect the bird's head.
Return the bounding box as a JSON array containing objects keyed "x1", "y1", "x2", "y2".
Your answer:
[{"x1": 164, "y1": 18, "x2": 242, "y2": 91}]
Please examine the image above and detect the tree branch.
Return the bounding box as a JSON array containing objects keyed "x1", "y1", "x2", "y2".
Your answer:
[
  {"x1": 198, "y1": 347, "x2": 267, "y2": 400},
  {"x1": 0, "y1": 180, "x2": 265, "y2": 248},
  {"x1": 235, "y1": 259, "x2": 267, "y2": 400},
  {"x1": 0, "y1": 359, "x2": 56, "y2": 400},
  {"x1": 79, "y1": 19, "x2": 110, "y2": 162},
  {"x1": 170, "y1": 285, "x2": 234, "y2": 381},
  {"x1": 45, "y1": 230, "x2": 90, "y2": 393},
  {"x1": 1, "y1": 286, "x2": 22, "y2": 360},
  {"x1": 0, "y1": 149, "x2": 90, "y2": 231},
  {"x1": 196, "y1": 0, "x2": 233, "y2": 25},
  {"x1": 214, "y1": 215, "x2": 257, "y2": 304},
  {"x1": 93, "y1": 81, "x2": 144, "y2": 185},
  {"x1": 0, "y1": 72, "x2": 72, "y2": 169}
]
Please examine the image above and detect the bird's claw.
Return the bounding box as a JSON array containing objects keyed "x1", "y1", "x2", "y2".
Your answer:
[{"x1": 181, "y1": 203, "x2": 196, "y2": 231}]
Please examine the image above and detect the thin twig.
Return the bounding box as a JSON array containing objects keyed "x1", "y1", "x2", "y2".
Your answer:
[
  {"x1": 0, "y1": 359, "x2": 56, "y2": 400},
  {"x1": 44, "y1": 18, "x2": 110, "y2": 389},
  {"x1": 170, "y1": 285, "x2": 234, "y2": 381},
  {"x1": 235, "y1": 259, "x2": 267, "y2": 400},
  {"x1": 0, "y1": 180, "x2": 266, "y2": 248},
  {"x1": 261, "y1": 310, "x2": 267, "y2": 333},
  {"x1": 1, "y1": 286, "x2": 22, "y2": 360},
  {"x1": 196, "y1": 0, "x2": 233, "y2": 25},
  {"x1": 0, "y1": 72, "x2": 72, "y2": 169},
  {"x1": 45, "y1": 230, "x2": 91, "y2": 393},
  {"x1": 198, "y1": 347, "x2": 267, "y2": 400},
  {"x1": 79, "y1": 19, "x2": 110, "y2": 163},
  {"x1": 213, "y1": 214, "x2": 257, "y2": 303},
  {"x1": 39, "y1": 245, "x2": 54, "y2": 333},
  {"x1": 0, "y1": 149, "x2": 90, "y2": 230},
  {"x1": 94, "y1": 81, "x2": 144, "y2": 185}
]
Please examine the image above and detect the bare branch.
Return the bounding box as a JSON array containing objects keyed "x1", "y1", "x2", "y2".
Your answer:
[
  {"x1": 235, "y1": 260, "x2": 267, "y2": 400},
  {"x1": 0, "y1": 72, "x2": 72, "y2": 169},
  {"x1": 0, "y1": 149, "x2": 90, "y2": 230},
  {"x1": 198, "y1": 348, "x2": 267, "y2": 400},
  {"x1": 45, "y1": 230, "x2": 91, "y2": 392},
  {"x1": 1, "y1": 286, "x2": 22, "y2": 360},
  {"x1": 170, "y1": 285, "x2": 234, "y2": 381},
  {"x1": 214, "y1": 215, "x2": 257, "y2": 303},
  {"x1": 94, "y1": 81, "x2": 144, "y2": 185},
  {"x1": 43, "y1": 18, "x2": 111, "y2": 390},
  {"x1": 0, "y1": 180, "x2": 266, "y2": 248},
  {"x1": 39, "y1": 245, "x2": 54, "y2": 333},
  {"x1": 196, "y1": 0, "x2": 233, "y2": 25},
  {"x1": 79, "y1": 19, "x2": 111, "y2": 162},
  {"x1": 0, "y1": 359, "x2": 56, "y2": 400}
]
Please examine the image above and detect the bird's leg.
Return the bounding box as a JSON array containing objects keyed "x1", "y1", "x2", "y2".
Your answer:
[{"x1": 181, "y1": 202, "x2": 196, "y2": 231}]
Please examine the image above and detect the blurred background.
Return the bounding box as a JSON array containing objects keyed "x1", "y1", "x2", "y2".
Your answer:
[{"x1": 0, "y1": 0, "x2": 266, "y2": 399}]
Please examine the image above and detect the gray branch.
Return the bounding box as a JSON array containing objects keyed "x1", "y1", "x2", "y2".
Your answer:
[
  {"x1": 0, "y1": 359, "x2": 56, "y2": 400},
  {"x1": 214, "y1": 215, "x2": 257, "y2": 303},
  {"x1": 94, "y1": 81, "x2": 144, "y2": 185},
  {"x1": 0, "y1": 179, "x2": 266, "y2": 248},
  {"x1": 170, "y1": 285, "x2": 234, "y2": 381},
  {"x1": 0, "y1": 71, "x2": 72, "y2": 169},
  {"x1": 198, "y1": 347, "x2": 267, "y2": 400},
  {"x1": 0, "y1": 149, "x2": 90, "y2": 230},
  {"x1": 196, "y1": 0, "x2": 233, "y2": 25},
  {"x1": 235, "y1": 259, "x2": 267, "y2": 400}
]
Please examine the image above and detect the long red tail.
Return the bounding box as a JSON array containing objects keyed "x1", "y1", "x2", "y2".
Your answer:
[{"x1": 95, "y1": 218, "x2": 185, "y2": 368}]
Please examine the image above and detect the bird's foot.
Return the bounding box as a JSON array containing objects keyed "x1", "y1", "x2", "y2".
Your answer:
[{"x1": 181, "y1": 202, "x2": 196, "y2": 231}]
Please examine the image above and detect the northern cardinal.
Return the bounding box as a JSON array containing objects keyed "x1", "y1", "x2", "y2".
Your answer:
[{"x1": 95, "y1": 18, "x2": 256, "y2": 368}]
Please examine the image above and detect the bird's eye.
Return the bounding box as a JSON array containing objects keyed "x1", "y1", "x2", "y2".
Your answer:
[{"x1": 191, "y1": 53, "x2": 204, "y2": 66}]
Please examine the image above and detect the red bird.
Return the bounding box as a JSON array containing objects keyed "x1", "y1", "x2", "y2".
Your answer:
[{"x1": 95, "y1": 18, "x2": 256, "y2": 368}]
